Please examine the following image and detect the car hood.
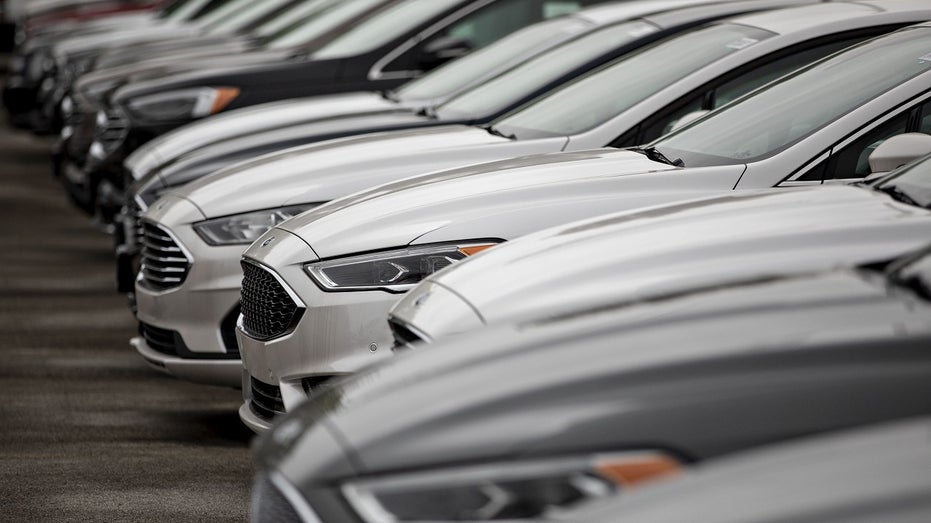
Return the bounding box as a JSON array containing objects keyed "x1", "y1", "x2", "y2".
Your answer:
[
  {"x1": 154, "y1": 110, "x2": 433, "y2": 189},
  {"x1": 169, "y1": 126, "x2": 565, "y2": 219},
  {"x1": 126, "y1": 92, "x2": 398, "y2": 179},
  {"x1": 261, "y1": 265, "x2": 931, "y2": 484},
  {"x1": 411, "y1": 185, "x2": 931, "y2": 329},
  {"x1": 52, "y1": 24, "x2": 203, "y2": 57},
  {"x1": 75, "y1": 48, "x2": 292, "y2": 106},
  {"x1": 278, "y1": 148, "x2": 738, "y2": 259}
]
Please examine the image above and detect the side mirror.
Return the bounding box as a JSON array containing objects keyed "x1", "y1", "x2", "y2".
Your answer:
[
  {"x1": 418, "y1": 36, "x2": 474, "y2": 70},
  {"x1": 868, "y1": 133, "x2": 931, "y2": 176}
]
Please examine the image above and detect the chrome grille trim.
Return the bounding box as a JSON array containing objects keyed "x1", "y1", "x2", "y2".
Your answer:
[
  {"x1": 140, "y1": 221, "x2": 191, "y2": 290},
  {"x1": 93, "y1": 108, "x2": 129, "y2": 154}
]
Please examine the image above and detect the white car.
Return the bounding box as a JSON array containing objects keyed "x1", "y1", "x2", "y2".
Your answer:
[
  {"x1": 133, "y1": 0, "x2": 856, "y2": 388},
  {"x1": 235, "y1": 21, "x2": 931, "y2": 431}
]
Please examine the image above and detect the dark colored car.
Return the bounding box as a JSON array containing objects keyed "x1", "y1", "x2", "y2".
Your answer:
[
  {"x1": 3, "y1": 0, "x2": 228, "y2": 128},
  {"x1": 566, "y1": 417, "x2": 931, "y2": 523},
  {"x1": 250, "y1": 243, "x2": 931, "y2": 521},
  {"x1": 61, "y1": 0, "x2": 609, "y2": 217}
]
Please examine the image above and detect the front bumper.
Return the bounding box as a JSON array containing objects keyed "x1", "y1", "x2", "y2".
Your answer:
[
  {"x1": 131, "y1": 335, "x2": 243, "y2": 387},
  {"x1": 236, "y1": 232, "x2": 399, "y2": 431},
  {"x1": 133, "y1": 197, "x2": 246, "y2": 388}
]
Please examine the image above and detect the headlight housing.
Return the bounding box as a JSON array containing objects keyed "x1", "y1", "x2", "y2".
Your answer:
[
  {"x1": 342, "y1": 452, "x2": 681, "y2": 522},
  {"x1": 306, "y1": 243, "x2": 496, "y2": 293},
  {"x1": 125, "y1": 87, "x2": 240, "y2": 121},
  {"x1": 193, "y1": 204, "x2": 318, "y2": 246}
]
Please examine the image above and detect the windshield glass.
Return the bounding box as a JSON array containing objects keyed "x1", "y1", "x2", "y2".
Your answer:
[
  {"x1": 875, "y1": 152, "x2": 931, "y2": 208},
  {"x1": 163, "y1": 0, "x2": 214, "y2": 22},
  {"x1": 311, "y1": 0, "x2": 462, "y2": 59},
  {"x1": 435, "y1": 20, "x2": 661, "y2": 120},
  {"x1": 655, "y1": 28, "x2": 931, "y2": 167},
  {"x1": 203, "y1": 0, "x2": 292, "y2": 33},
  {"x1": 195, "y1": 0, "x2": 256, "y2": 29},
  {"x1": 253, "y1": 0, "x2": 331, "y2": 37},
  {"x1": 494, "y1": 23, "x2": 775, "y2": 138},
  {"x1": 396, "y1": 16, "x2": 590, "y2": 103},
  {"x1": 263, "y1": 0, "x2": 385, "y2": 50}
]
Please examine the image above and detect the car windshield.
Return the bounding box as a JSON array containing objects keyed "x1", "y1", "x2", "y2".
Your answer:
[
  {"x1": 654, "y1": 27, "x2": 931, "y2": 167},
  {"x1": 394, "y1": 16, "x2": 590, "y2": 104},
  {"x1": 310, "y1": 0, "x2": 463, "y2": 59},
  {"x1": 491, "y1": 23, "x2": 776, "y2": 139},
  {"x1": 262, "y1": 0, "x2": 386, "y2": 51},
  {"x1": 203, "y1": 0, "x2": 293, "y2": 33},
  {"x1": 874, "y1": 153, "x2": 931, "y2": 209},
  {"x1": 162, "y1": 0, "x2": 214, "y2": 22},
  {"x1": 434, "y1": 19, "x2": 660, "y2": 121}
]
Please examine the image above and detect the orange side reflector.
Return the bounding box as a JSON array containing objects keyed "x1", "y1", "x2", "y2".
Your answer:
[
  {"x1": 595, "y1": 454, "x2": 682, "y2": 488},
  {"x1": 458, "y1": 244, "x2": 496, "y2": 257},
  {"x1": 210, "y1": 87, "x2": 241, "y2": 114}
]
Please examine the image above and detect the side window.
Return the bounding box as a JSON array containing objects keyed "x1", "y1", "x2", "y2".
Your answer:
[
  {"x1": 382, "y1": 0, "x2": 595, "y2": 74},
  {"x1": 826, "y1": 112, "x2": 910, "y2": 180},
  {"x1": 713, "y1": 36, "x2": 871, "y2": 108}
]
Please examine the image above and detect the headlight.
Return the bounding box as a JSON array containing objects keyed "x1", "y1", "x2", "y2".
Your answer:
[
  {"x1": 125, "y1": 87, "x2": 240, "y2": 121},
  {"x1": 342, "y1": 452, "x2": 681, "y2": 522},
  {"x1": 306, "y1": 243, "x2": 496, "y2": 293},
  {"x1": 193, "y1": 205, "x2": 318, "y2": 246}
]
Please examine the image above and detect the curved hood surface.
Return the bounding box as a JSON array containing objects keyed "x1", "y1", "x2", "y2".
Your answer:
[
  {"x1": 262, "y1": 263, "x2": 931, "y2": 482},
  {"x1": 169, "y1": 126, "x2": 565, "y2": 218},
  {"x1": 153, "y1": 110, "x2": 433, "y2": 188},
  {"x1": 406, "y1": 185, "x2": 931, "y2": 328},
  {"x1": 278, "y1": 148, "x2": 733, "y2": 258},
  {"x1": 126, "y1": 92, "x2": 398, "y2": 178}
]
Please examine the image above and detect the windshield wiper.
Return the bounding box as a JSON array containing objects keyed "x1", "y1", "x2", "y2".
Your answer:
[
  {"x1": 875, "y1": 184, "x2": 920, "y2": 207},
  {"x1": 637, "y1": 146, "x2": 684, "y2": 167},
  {"x1": 381, "y1": 90, "x2": 399, "y2": 103},
  {"x1": 486, "y1": 125, "x2": 516, "y2": 140}
]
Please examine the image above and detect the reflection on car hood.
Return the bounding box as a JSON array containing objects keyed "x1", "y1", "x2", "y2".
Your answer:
[
  {"x1": 263, "y1": 264, "x2": 931, "y2": 481},
  {"x1": 169, "y1": 125, "x2": 561, "y2": 218},
  {"x1": 422, "y1": 185, "x2": 931, "y2": 325},
  {"x1": 125, "y1": 92, "x2": 395, "y2": 178},
  {"x1": 279, "y1": 148, "x2": 712, "y2": 258}
]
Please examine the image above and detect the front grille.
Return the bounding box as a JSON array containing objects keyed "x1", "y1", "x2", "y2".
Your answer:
[
  {"x1": 240, "y1": 261, "x2": 302, "y2": 340},
  {"x1": 93, "y1": 108, "x2": 128, "y2": 154},
  {"x1": 389, "y1": 317, "x2": 427, "y2": 351},
  {"x1": 250, "y1": 377, "x2": 286, "y2": 421},
  {"x1": 139, "y1": 322, "x2": 183, "y2": 357},
  {"x1": 140, "y1": 221, "x2": 190, "y2": 290}
]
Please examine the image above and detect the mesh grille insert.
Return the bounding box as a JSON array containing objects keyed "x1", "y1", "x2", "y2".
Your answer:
[{"x1": 240, "y1": 261, "x2": 302, "y2": 341}]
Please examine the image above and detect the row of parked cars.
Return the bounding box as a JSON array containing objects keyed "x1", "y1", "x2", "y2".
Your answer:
[{"x1": 6, "y1": 0, "x2": 931, "y2": 521}]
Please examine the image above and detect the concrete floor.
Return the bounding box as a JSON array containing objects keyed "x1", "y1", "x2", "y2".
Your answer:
[{"x1": 0, "y1": 117, "x2": 253, "y2": 519}]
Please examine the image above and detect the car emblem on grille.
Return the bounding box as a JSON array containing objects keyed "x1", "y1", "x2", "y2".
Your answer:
[{"x1": 261, "y1": 236, "x2": 276, "y2": 248}]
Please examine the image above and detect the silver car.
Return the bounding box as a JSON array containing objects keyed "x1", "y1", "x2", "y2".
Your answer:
[
  {"x1": 236, "y1": 21, "x2": 931, "y2": 431},
  {"x1": 134, "y1": 0, "x2": 851, "y2": 388}
]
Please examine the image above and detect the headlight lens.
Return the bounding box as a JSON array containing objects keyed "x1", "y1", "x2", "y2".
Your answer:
[
  {"x1": 193, "y1": 204, "x2": 318, "y2": 246},
  {"x1": 306, "y1": 243, "x2": 496, "y2": 293},
  {"x1": 125, "y1": 87, "x2": 240, "y2": 121},
  {"x1": 342, "y1": 453, "x2": 681, "y2": 522}
]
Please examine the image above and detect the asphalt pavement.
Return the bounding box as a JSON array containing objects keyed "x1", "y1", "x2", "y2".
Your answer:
[{"x1": 0, "y1": 85, "x2": 253, "y2": 520}]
